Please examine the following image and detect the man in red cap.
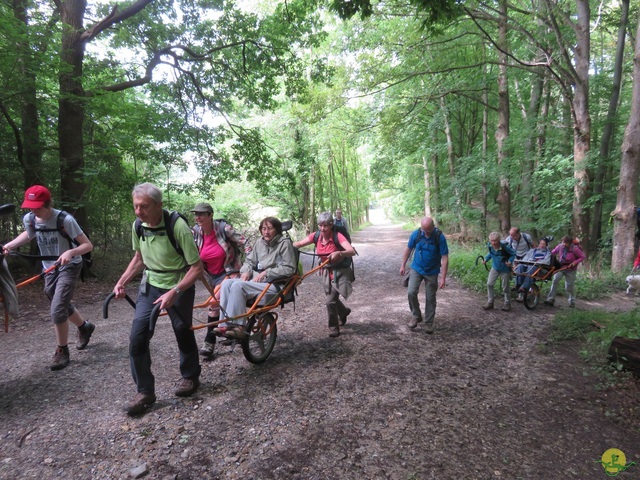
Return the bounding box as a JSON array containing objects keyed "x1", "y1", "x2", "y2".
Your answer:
[{"x1": 2, "y1": 185, "x2": 95, "y2": 370}]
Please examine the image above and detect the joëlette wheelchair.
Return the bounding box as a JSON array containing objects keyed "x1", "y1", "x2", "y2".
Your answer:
[{"x1": 103, "y1": 220, "x2": 329, "y2": 364}]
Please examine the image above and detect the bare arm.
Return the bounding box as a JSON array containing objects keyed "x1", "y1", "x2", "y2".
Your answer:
[
  {"x1": 2, "y1": 231, "x2": 30, "y2": 255},
  {"x1": 113, "y1": 251, "x2": 145, "y2": 298},
  {"x1": 328, "y1": 239, "x2": 354, "y2": 265},
  {"x1": 293, "y1": 237, "x2": 312, "y2": 249},
  {"x1": 58, "y1": 232, "x2": 93, "y2": 266},
  {"x1": 439, "y1": 255, "x2": 449, "y2": 289},
  {"x1": 400, "y1": 247, "x2": 412, "y2": 276}
]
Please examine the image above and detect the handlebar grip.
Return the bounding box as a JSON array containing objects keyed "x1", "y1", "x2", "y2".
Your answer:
[
  {"x1": 102, "y1": 293, "x2": 136, "y2": 319},
  {"x1": 148, "y1": 303, "x2": 162, "y2": 337},
  {"x1": 102, "y1": 293, "x2": 115, "y2": 319}
]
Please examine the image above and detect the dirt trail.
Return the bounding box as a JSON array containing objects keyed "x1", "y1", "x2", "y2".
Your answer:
[{"x1": 1, "y1": 218, "x2": 639, "y2": 479}]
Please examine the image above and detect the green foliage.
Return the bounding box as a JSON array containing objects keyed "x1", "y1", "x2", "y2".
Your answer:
[
  {"x1": 551, "y1": 308, "x2": 640, "y2": 386},
  {"x1": 447, "y1": 245, "x2": 490, "y2": 293}
]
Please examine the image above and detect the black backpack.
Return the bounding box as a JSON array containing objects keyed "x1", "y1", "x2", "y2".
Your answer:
[
  {"x1": 27, "y1": 211, "x2": 93, "y2": 274},
  {"x1": 134, "y1": 209, "x2": 189, "y2": 259}
]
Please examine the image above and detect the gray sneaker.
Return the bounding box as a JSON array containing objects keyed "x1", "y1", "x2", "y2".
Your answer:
[
  {"x1": 199, "y1": 341, "x2": 215, "y2": 359},
  {"x1": 501, "y1": 302, "x2": 511, "y2": 311},
  {"x1": 50, "y1": 347, "x2": 70, "y2": 371}
]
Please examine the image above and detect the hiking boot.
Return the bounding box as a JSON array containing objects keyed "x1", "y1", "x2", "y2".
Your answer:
[
  {"x1": 340, "y1": 308, "x2": 351, "y2": 326},
  {"x1": 481, "y1": 302, "x2": 494, "y2": 310},
  {"x1": 501, "y1": 302, "x2": 511, "y2": 311},
  {"x1": 329, "y1": 326, "x2": 340, "y2": 338},
  {"x1": 225, "y1": 327, "x2": 247, "y2": 340},
  {"x1": 50, "y1": 346, "x2": 70, "y2": 371},
  {"x1": 174, "y1": 378, "x2": 200, "y2": 397},
  {"x1": 199, "y1": 341, "x2": 215, "y2": 360},
  {"x1": 408, "y1": 317, "x2": 421, "y2": 329},
  {"x1": 124, "y1": 392, "x2": 156, "y2": 415},
  {"x1": 76, "y1": 321, "x2": 95, "y2": 350},
  {"x1": 543, "y1": 299, "x2": 555, "y2": 306},
  {"x1": 424, "y1": 323, "x2": 434, "y2": 335}
]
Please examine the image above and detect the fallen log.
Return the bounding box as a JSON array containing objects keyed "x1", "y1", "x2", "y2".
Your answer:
[{"x1": 608, "y1": 336, "x2": 640, "y2": 377}]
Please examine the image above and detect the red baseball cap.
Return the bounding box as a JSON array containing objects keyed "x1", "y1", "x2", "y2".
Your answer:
[{"x1": 22, "y1": 185, "x2": 52, "y2": 209}]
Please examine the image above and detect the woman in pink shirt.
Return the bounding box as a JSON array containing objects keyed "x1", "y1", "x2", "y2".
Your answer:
[
  {"x1": 544, "y1": 235, "x2": 585, "y2": 308},
  {"x1": 294, "y1": 212, "x2": 355, "y2": 338},
  {"x1": 191, "y1": 202, "x2": 245, "y2": 359}
]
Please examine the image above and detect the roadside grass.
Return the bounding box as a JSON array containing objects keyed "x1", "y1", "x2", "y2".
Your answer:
[{"x1": 549, "y1": 308, "x2": 640, "y2": 388}]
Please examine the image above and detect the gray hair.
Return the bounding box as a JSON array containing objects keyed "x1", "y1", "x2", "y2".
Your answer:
[
  {"x1": 489, "y1": 231, "x2": 501, "y2": 241},
  {"x1": 132, "y1": 182, "x2": 162, "y2": 204},
  {"x1": 317, "y1": 211, "x2": 334, "y2": 225}
]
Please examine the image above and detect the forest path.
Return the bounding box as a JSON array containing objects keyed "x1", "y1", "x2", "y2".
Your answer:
[{"x1": 0, "y1": 217, "x2": 638, "y2": 479}]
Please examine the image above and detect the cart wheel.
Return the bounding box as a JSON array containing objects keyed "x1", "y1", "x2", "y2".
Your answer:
[
  {"x1": 523, "y1": 284, "x2": 540, "y2": 310},
  {"x1": 241, "y1": 312, "x2": 277, "y2": 364}
]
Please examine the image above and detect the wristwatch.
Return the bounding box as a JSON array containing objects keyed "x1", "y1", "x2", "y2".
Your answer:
[{"x1": 174, "y1": 287, "x2": 182, "y2": 295}]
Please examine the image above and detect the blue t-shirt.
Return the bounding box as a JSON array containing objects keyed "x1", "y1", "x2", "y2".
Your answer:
[{"x1": 408, "y1": 228, "x2": 448, "y2": 276}]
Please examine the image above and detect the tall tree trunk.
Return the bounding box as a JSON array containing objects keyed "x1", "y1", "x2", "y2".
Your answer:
[
  {"x1": 423, "y1": 155, "x2": 431, "y2": 217},
  {"x1": 441, "y1": 96, "x2": 465, "y2": 235},
  {"x1": 611, "y1": 9, "x2": 640, "y2": 272},
  {"x1": 13, "y1": 0, "x2": 43, "y2": 187},
  {"x1": 59, "y1": 0, "x2": 88, "y2": 226},
  {"x1": 571, "y1": 0, "x2": 591, "y2": 248},
  {"x1": 590, "y1": 0, "x2": 629, "y2": 251},
  {"x1": 522, "y1": 68, "x2": 543, "y2": 211},
  {"x1": 430, "y1": 129, "x2": 439, "y2": 216},
  {"x1": 495, "y1": 0, "x2": 511, "y2": 235},
  {"x1": 480, "y1": 52, "x2": 489, "y2": 239}
]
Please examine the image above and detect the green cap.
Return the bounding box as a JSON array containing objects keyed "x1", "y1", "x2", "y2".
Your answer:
[{"x1": 191, "y1": 202, "x2": 213, "y2": 214}]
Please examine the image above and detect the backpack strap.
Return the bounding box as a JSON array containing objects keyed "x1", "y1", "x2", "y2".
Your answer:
[
  {"x1": 56, "y1": 211, "x2": 76, "y2": 249},
  {"x1": 135, "y1": 209, "x2": 186, "y2": 259},
  {"x1": 29, "y1": 211, "x2": 76, "y2": 250}
]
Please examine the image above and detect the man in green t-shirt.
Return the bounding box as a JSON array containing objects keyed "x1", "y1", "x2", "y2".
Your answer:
[{"x1": 114, "y1": 183, "x2": 203, "y2": 415}]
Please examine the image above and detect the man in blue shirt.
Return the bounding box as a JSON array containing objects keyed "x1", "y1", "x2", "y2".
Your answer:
[{"x1": 400, "y1": 217, "x2": 449, "y2": 334}]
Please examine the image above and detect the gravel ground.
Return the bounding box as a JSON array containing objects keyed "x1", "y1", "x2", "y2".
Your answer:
[{"x1": 1, "y1": 219, "x2": 639, "y2": 480}]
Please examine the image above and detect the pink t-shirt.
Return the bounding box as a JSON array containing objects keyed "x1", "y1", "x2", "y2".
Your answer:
[
  {"x1": 307, "y1": 231, "x2": 348, "y2": 257},
  {"x1": 200, "y1": 231, "x2": 225, "y2": 275}
]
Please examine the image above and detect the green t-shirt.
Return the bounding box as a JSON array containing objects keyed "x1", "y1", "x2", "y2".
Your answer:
[{"x1": 132, "y1": 215, "x2": 200, "y2": 289}]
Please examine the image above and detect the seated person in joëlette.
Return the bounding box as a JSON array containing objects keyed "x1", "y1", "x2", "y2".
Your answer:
[
  {"x1": 215, "y1": 217, "x2": 297, "y2": 340},
  {"x1": 514, "y1": 238, "x2": 552, "y2": 302}
]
